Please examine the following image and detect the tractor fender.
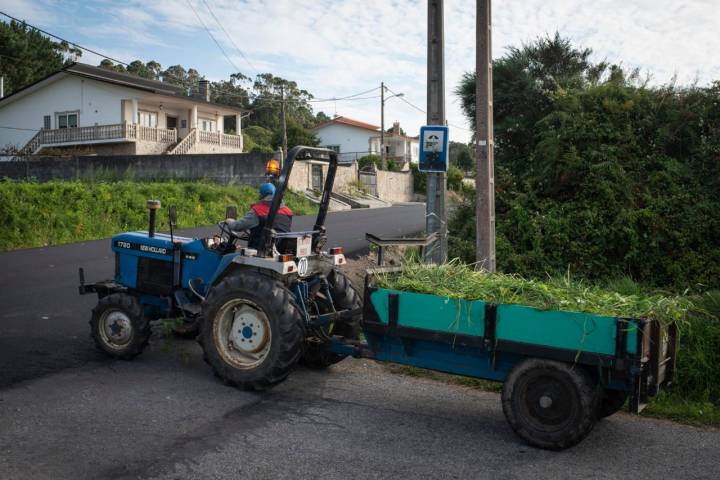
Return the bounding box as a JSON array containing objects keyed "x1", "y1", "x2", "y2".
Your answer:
[{"x1": 209, "y1": 255, "x2": 299, "y2": 287}]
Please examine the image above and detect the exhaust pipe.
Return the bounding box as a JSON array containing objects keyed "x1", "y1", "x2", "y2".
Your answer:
[{"x1": 147, "y1": 199, "x2": 161, "y2": 237}]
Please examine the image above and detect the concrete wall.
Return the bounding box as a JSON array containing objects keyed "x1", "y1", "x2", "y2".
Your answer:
[
  {"x1": 314, "y1": 123, "x2": 377, "y2": 154},
  {"x1": 0, "y1": 152, "x2": 272, "y2": 184},
  {"x1": 376, "y1": 170, "x2": 414, "y2": 203},
  {"x1": 286, "y1": 159, "x2": 413, "y2": 203}
]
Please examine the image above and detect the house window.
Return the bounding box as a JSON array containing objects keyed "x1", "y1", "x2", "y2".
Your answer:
[
  {"x1": 56, "y1": 111, "x2": 78, "y2": 129},
  {"x1": 43, "y1": 116, "x2": 51, "y2": 130},
  {"x1": 326, "y1": 145, "x2": 341, "y2": 153},
  {"x1": 200, "y1": 118, "x2": 216, "y2": 132},
  {"x1": 137, "y1": 110, "x2": 158, "y2": 128}
]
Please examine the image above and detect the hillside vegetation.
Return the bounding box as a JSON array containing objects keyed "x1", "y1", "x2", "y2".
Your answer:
[{"x1": 0, "y1": 180, "x2": 314, "y2": 250}]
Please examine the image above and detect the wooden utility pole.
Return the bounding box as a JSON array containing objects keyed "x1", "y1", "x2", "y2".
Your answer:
[
  {"x1": 425, "y1": 0, "x2": 448, "y2": 264},
  {"x1": 280, "y1": 84, "x2": 288, "y2": 159},
  {"x1": 380, "y1": 81, "x2": 385, "y2": 168},
  {"x1": 475, "y1": 0, "x2": 496, "y2": 271}
]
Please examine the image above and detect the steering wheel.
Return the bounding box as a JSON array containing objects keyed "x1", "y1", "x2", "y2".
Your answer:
[{"x1": 217, "y1": 221, "x2": 250, "y2": 245}]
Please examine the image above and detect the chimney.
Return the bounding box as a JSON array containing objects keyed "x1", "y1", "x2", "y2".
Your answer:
[
  {"x1": 392, "y1": 121, "x2": 400, "y2": 135},
  {"x1": 199, "y1": 79, "x2": 210, "y2": 102}
]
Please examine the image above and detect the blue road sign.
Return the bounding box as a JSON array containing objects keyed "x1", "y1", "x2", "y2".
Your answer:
[{"x1": 418, "y1": 125, "x2": 449, "y2": 172}]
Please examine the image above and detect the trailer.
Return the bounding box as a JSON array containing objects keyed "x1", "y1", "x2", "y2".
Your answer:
[{"x1": 327, "y1": 268, "x2": 677, "y2": 450}]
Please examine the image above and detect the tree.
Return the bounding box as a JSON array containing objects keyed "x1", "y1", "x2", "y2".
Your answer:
[
  {"x1": 449, "y1": 141, "x2": 473, "y2": 173},
  {"x1": 0, "y1": 20, "x2": 81, "y2": 95}
]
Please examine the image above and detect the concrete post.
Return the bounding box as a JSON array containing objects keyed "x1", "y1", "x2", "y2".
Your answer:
[
  {"x1": 235, "y1": 113, "x2": 242, "y2": 136},
  {"x1": 131, "y1": 99, "x2": 138, "y2": 124},
  {"x1": 191, "y1": 105, "x2": 198, "y2": 129}
]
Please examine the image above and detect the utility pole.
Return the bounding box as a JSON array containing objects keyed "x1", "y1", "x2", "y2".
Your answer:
[
  {"x1": 280, "y1": 84, "x2": 288, "y2": 159},
  {"x1": 380, "y1": 81, "x2": 385, "y2": 168},
  {"x1": 475, "y1": 0, "x2": 496, "y2": 271},
  {"x1": 425, "y1": 0, "x2": 447, "y2": 264}
]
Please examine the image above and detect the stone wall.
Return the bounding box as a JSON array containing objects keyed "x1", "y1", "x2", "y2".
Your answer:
[
  {"x1": 0, "y1": 152, "x2": 271, "y2": 184},
  {"x1": 376, "y1": 170, "x2": 414, "y2": 203}
]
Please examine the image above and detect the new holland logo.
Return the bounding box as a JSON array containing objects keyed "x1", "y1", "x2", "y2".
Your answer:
[
  {"x1": 297, "y1": 257, "x2": 309, "y2": 277},
  {"x1": 140, "y1": 244, "x2": 168, "y2": 255}
]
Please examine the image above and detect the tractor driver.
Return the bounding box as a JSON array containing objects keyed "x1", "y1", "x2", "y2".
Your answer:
[{"x1": 224, "y1": 182, "x2": 293, "y2": 249}]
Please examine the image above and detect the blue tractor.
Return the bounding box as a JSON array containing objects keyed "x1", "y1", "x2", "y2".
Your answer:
[{"x1": 79, "y1": 146, "x2": 362, "y2": 389}]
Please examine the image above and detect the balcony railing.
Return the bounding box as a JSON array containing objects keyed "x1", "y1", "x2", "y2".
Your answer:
[
  {"x1": 22, "y1": 122, "x2": 244, "y2": 154},
  {"x1": 197, "y1": 130, "x2": 243, "y2": 148},
  {"x1": 36, "y1": 123, "x2": 178, "y2": 147}
]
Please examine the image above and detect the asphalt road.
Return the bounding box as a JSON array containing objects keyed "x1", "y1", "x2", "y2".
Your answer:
[
  {"x1": 0, "y1": 351, "x2": 718, "y2": 480},
  {"x1": 0, "y1": 204, "x2": 424, "y2": 389}
]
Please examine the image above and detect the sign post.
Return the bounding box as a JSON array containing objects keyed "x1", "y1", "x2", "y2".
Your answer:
[{"x1": 419, "y1": 125, "x2": 449, "y2": 173}]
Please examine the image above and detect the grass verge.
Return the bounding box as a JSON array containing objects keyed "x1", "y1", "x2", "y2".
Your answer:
[{"x1": 0, "y1": 179, "x2": 315, "y2": 250}]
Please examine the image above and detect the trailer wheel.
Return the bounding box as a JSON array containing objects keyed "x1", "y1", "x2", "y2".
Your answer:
[
  {"x1": 90, "y1": 293, "x2": 151, "y2": 360},
  {"x1": 198, "y1": 271, "x2": 304, "y2": 390},
  {"x1": 301, "y1": 270, "x2": 362, "y2": 369},
  {"x1": 597, "y1": 389, "x2": 628, "y2": 419},
  {"x1": 501, "y1": 359, "x2": 600, "y2": 450}
]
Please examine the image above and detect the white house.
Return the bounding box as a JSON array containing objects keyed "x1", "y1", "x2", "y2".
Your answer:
[
  {"x1": 312, "y1": 116, "x2": 380, "y2": 162},
  {"x1": 0, "y1": 63, "x2": 246, "y2": 155},
  {"x1": 368, "y1": 121, "x2": 419, "y2": 170}
]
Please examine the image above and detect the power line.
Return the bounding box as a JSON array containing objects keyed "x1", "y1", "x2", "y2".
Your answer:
[
  {"x1": 385, "y1": 85, "x2": 473, "y2": 132},
  {"x1": 201, "y1": 0, "x2": 260, "y2": 77},
  {"x1": 185, "y1": 0, "x2": 242, "y2": 75},
  {"x1": 0, "y1": 11, "x2": 130, "y2": 66},
  {"x1": 0, "y1": 125, "x2": 40, "y2": 132}
]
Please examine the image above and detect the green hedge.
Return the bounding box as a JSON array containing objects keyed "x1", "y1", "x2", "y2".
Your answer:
[{"x1": 0, "y1": 180, "x2": 314, "y2": 250}]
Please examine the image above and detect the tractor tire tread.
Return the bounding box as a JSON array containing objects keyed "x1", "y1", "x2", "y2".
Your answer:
[
  {"x1": 89, "y1": 293, "x2": 151, "y2": 360},
  {"x1": 199, "y1": 271, "x2": 304, "y2": 391}
]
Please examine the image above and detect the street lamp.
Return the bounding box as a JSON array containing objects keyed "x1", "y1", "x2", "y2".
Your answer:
[{"x1": 380, "y1": 82, "x2": 404, "y2": 167}]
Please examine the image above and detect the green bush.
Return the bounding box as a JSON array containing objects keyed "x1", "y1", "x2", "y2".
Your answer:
[
  {"x1": 409, "y1": 163, "x2": 427, "y2": 193},
  {"x1": 0, "y1": 180, "x2": 315, "y2": 250},
  {"x1": 447, "y1": 166, "x2": 464, "y2": 191},
  {"x1": 358, "y1": 154, "x2": 381, "y2": 171}
]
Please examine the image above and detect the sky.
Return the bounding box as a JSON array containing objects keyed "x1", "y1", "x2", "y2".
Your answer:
[{"x1": 3, "y1": 0, "x2": 719, "y2": 143}]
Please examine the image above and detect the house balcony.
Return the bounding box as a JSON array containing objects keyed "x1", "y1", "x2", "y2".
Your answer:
[{"x1": 22, "y1": 123, "x2": 243, "y2": 155}]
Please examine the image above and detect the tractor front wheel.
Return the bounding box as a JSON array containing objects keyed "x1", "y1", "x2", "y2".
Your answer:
[
  {"x1": 501, "y1": 359, "x2": 600, "y2": 450},
  {"x1": 90, "y1": 293, "x2": 151, "y2": 360},
  {"x1": 199, "y1": 271, "x2": 304, "y2": 390}
]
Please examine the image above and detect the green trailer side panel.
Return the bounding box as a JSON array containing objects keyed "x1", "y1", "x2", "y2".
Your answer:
[
  {"x1": 495, "y1": 304, "x2": 618, "y2": 356},
  {"x1": 369, "y1": 288, "x2": 640, "y2": 357},
  {"x1": 369, "y1": 289, "x2": 486, "y2": 337}
]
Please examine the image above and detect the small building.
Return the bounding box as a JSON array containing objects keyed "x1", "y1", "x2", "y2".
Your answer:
[
  {"x1": 312, "y1": 116, "x2": 380, "y2": 162},
  {"x1": 368, "y1": 122, "x2": 419, "y2": 171},
  {"x1": 0, "y1": 63, "x2": 246, "y2": 155}
]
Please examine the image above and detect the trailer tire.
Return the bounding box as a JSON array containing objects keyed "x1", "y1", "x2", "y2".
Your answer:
[
  {"x1": 90, "y1": 293, "x2": 151, "y2": 360},
  {"x1": 502, "y1": 359, "x2": 600, "y2": 450},
  {"x1": 597, "y1": 389, "x2": 628, "y2": 419},
  {"x1": 198, "y1": 271, "x2": 304, "y2": 390},
  {"x1": 301, "y1": 270, "x2": 362, "y2": 369}
]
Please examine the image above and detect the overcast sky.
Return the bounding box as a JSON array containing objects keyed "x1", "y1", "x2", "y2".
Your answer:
[{"x1": 5, "y1": 0, "x2": 719, "y2": 143}]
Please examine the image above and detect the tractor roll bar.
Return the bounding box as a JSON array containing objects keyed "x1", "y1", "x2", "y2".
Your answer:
[{"x1": 257, "y1": 146, "x2": 339, "y2": 257}]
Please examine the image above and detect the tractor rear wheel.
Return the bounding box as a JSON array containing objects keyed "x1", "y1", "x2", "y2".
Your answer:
[
  {"x1": 90, "y1": 293, "x2": 151, "y2": 360},
  {"x1": 300, "y1": 270, "x2": 362, "y2": 369},
  {"x1": 198, "y1": 271, "x2": 304, "y2": 390},
  {"x1": 501, "y1": 359, "x2": 600, "y2": 450},
  {"x1": 597, "y1": 389, "x2": 628, "y2": 419}
]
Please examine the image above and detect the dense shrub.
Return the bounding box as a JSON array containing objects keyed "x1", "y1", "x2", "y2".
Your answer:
[{"x1": 0, "y1": 180, "x2": 314, "y2": 250}]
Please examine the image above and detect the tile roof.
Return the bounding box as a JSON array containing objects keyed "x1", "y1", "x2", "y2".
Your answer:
[{"x1": 313, "y1": 116, "x2": 380, "y2": 132}]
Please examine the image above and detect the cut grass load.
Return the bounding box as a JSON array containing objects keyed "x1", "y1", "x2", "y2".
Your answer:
[
  {"x1": 376, "y1": 261, "x2": 720, "y2": 424},
  {"x1": 0, "y1": 179, "x2": 315, "y2": 251}
]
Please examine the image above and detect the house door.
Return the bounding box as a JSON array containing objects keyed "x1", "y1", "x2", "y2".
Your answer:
[
  {"x1": 311, "y1": 164, "x2": 324, "y2": 192},
  {"x1": 166, "y1": 116, "x2": 177, "y2": 130}
]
